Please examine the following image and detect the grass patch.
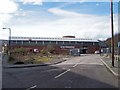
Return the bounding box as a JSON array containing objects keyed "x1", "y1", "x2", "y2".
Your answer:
[
  {"x1": 9, "y1": 52, "x2": 70, "y2": 64},
  {"x1": 33, "y1": 56, "x2": 53, "y2": 64}
]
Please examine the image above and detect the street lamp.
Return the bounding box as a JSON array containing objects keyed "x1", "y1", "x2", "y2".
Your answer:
[
  {"x1": 110, "y1": 0, "x2": 114, "y2": 67},
  {"x1": 2, "y1": 28, "x2": 11, "y2": 55}
]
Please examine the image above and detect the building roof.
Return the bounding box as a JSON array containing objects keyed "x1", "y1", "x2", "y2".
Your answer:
[{"x1": 11, "y1": 36, "x2": 99, "y2": 42}]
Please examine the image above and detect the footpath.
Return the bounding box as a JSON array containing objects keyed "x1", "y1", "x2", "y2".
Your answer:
[{"x1": 100, "y1": 55, "x2": 120, "y2": 78}]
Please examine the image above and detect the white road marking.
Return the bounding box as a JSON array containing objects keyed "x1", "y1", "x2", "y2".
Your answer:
[
  {"x1": 55, "y1": 69, "x2": 71, "y2": 79},
  {"x1": 26, "y1": 85, "x2": 37, "y2": 90},
  {"x1": 72, "y1": 64, "x2": 78, "y2": 67},
  {"x1": 54, "y1": 63, "x2": 78, "y2": 79}
]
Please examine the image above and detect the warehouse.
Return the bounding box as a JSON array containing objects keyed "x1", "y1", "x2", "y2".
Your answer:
[{"x1": 8, "y1": 36, "x2": 100, "y2": 54}]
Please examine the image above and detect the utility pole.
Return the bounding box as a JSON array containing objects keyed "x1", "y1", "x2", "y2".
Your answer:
[{"x1": 110, "y1": 0, "x2": 114, "y2": 67}]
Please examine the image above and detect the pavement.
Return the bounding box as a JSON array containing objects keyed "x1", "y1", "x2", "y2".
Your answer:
[{"x1": 100, "y1": 55, "x2": 120, "y2": 78}]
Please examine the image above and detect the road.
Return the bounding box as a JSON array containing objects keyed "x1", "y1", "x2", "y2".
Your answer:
[{"x1": 2, "y1": 54, "x2": 119, "y2": 88}]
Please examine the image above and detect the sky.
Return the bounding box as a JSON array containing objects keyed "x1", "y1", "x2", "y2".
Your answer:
[{"x1": 0, "y1": 0, "x2": 119, "y2": 40}]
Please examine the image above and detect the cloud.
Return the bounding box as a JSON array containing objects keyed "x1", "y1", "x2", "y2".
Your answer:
[
  {"x1": 0, "y1": 0, "x2": 18, "y2": 39},
  {"x1": 0, "y1": 0, "x2": 18, "y2": 26},
  {"x1": 20, "y1": 0, "x2": 43, "y2": 5},
  {"x1": 0, "y1": 0, "x2": 18, "y2": 14},
  {"x1": 8, "y1": 8, "x2": 118, "y2": 41},
  {"x1": 48, "y1": 8, "x2": 93, "y2": 18},
  {"x1": 48, "y1": 8, "x2": 80, "y2": 17},
  {"x1": 1, "y1": 4, "x2": 118, "y2": 40},
  {"x1": 0, "y1": 14, "x2": 12, "y2": 24},
  {"x1": 96, "y1": 3, "x2": 99, "y2": 6},
  {"x1": 14, "y1": 10, "x2": 33, "y2": 17},
  {"x1": 47, "y1": 8, "x2": 118, "y2": 39},
  {"x1": 14, "y1": 8, "x2": 117, "y2": 39}
]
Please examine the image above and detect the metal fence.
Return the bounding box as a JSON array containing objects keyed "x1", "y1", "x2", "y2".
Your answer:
[{"x1": 101, "y1": 47, "x2": 120, "y2": 55}]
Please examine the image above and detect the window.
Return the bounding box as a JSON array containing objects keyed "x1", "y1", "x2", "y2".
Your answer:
[
  {"x1": 44, "y1": 41, "x2": 50, "y2": 45},
  {"x1": 23, "y1": 40, "x2": 29, "y2": 45},
  {"x1": 30, "y1": 41, "x2": 36, "y2": 45},
  {"x1": 64, "y1": 41, "x2": 69, "y2": 45},
  {"x1": 11, "y1": 40, "x2": 16, "y2": 45},
  {"x1": 58, "y1": 41, "x2": 63, "y2": 45},
  {"x1": 71, "y1": 41, "x2": 75, "y2": 44},
  {"x1": 37, "y1": 41, "x2": 43, "y2": 45},
  {"x1": 51, "y1": 41, "x2": 56, "y2": 44},
  {"x1": 77, "y1": 42, "x2": 82, "y2": 45},
  {"x1": 83, "y1": 42, "x2": 93, "y2": 46},
  {"x1": 16, "y1": 40, "x2": 22, "y2": 45}
]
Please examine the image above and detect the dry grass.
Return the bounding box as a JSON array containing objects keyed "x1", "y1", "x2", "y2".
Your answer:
[{"x1": 9, "y1": 53, "x2": 69, "y2": 64}]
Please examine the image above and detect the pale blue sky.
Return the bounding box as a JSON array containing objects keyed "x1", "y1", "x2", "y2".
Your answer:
[{"x1": 0, "y1": 0, "x2": 119, "y2": 40}]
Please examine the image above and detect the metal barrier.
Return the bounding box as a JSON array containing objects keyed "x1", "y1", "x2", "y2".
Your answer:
[{"x1": 114, "y1": 55, "x2": 120, "y2": 61}]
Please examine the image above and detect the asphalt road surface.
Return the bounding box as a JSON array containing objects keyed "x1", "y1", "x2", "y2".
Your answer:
[{"x1": 2, "y1": 54, "x2": 119, "y2": 88}]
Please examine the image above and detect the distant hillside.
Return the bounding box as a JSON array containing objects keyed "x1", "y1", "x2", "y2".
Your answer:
[{"x1": 105, "y1": 33, "x2": 120, "y2": 47}]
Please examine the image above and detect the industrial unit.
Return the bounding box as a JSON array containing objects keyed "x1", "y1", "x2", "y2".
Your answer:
[{"x1": 7, "y1": 36, "x2": 101, "y2": 54}]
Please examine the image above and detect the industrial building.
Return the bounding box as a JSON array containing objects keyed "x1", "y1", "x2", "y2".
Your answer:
[{"x1": 6, "y1": 36, "x2": 102, "y2": 54}]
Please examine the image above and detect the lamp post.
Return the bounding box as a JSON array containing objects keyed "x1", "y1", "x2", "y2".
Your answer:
[
  {"x1": 2, "y1": 28, "x2": 11, "y2": 55},
  {"x1": 110, "y1": 0, "x2": 114, "y2": 67}
]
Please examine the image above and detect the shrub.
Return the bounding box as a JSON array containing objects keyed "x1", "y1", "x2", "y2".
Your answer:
[
  {"x1": 46, "y1": 45, "x2": 55, "y2": 54},
  {"x1": 12, "y1": 47, "x2": 26, "y2": 55},
  {"x1": 41, "y1": 48, "x2": 48, "y2": 55},
  {"x1": 8, "y1": 56, "x2": 15, "y2": 62}
]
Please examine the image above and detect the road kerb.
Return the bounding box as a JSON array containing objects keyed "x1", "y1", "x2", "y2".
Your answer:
[
  {"x1": 100, "y1": 58, "x2": 119, "y2": 78},
  {"x1": 3, "y1": 59, "x2": 67, "y2": 68},
  {"x1": 54, "y1": 59, "x2": 67, "y2": 64}
]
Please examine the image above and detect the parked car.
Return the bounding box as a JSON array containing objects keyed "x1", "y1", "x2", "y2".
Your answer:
[
  {"x1": 94, "y1": 51, "x2": 100, "y2": 54},
  {"x1": 33, "y1": 49, "x2": 39, "y2": 53}
]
